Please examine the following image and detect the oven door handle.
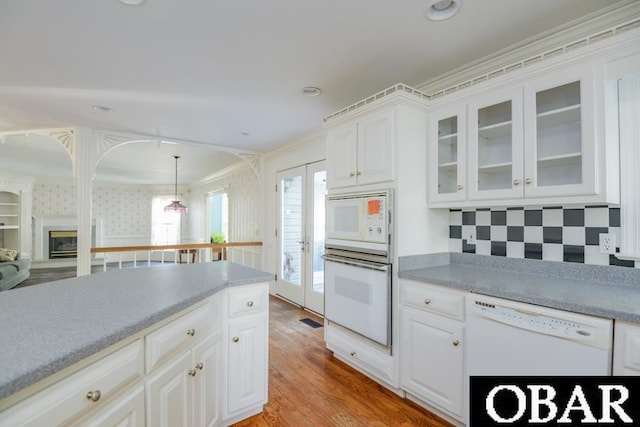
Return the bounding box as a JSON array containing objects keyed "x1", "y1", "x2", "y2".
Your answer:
[{"x1": 322, "y1": 254, "x2": 390, "y2": 272}]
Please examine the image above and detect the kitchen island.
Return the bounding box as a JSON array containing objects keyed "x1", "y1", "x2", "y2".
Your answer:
[{"x1": 0, "y1": 261, "x2": 272, "y2": 426}]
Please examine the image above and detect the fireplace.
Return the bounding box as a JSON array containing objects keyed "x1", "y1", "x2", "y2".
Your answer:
[{"x1": 49, "y1": 230, "x2": 78, "y2": 259}]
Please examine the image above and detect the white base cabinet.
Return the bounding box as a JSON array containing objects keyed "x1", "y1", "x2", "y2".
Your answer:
[
  {"x1": 399, "y1": 280, "x2": 466, "y2": 422},
  {"x1": 0, "y1": 283, "x2": 269, "y2": 427},
  {"x1": 224, "y1": 284, "x2": 269, "y2": 423},
  {"x1": 613, "y1": 320, "x2": 640, "y2": 375}
]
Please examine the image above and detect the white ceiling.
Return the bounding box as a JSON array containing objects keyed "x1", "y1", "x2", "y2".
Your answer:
[{"x1": 0, "y1": 0, "x2": 630, "y2": 184}]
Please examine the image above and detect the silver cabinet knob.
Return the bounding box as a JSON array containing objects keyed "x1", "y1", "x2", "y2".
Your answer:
[
  {"x1": 232, "y1": 336, "x2": 239, "y2": 343},
  {"x1": 424, "y1": 298, "x2": 431, "y2": 305},
  {"x1": 525, "y1": 178, "x2": 532, "y2": 185},
  {"x1": 196, "y1": 362, "x2": 204, "y2": 370},
  {"x1": 186, "y1": 329, "x2": 196, "y2": 336},
  {"x1": 457, "y1": 185, "x2": 464, "y2": 190},
  {"x1": 513, "y1": 179, "x2": 520, "y2": 186},
  {"x1": 350, "y1": 351, "x2": 356, "y2": 357},
  {"x1": 453, "y1": 340, "x2": 460, "y2": 347},
  {"x1": 247, "y1": 301, "x2": 254, "y2": 307},
  {"x1": 356, "y1": 171, "x2": 362, "y2": 176},
  {"x1": 349, "y1": 172, "x2": 355, "y2": 177},
  {"x1": 86, "y1": 390, "x2": 101, "y2": 402},
  {"x1": 188, "y1": 369, "x2": 197, "y2": 377}
]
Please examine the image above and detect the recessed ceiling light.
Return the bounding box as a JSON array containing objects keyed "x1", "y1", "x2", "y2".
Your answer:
[
  {"x1": 424, "y1": 0, "x2": 462, "y2": 21},
  {"x1": 301, "y1": 87, "x2": 322, "y2": 97},
  {"x1": 92, "y1": 105, "x2": 112, "y2": 112},
  {"x1": 116, "y1": 0, "x2": 146, "y2": 5}
]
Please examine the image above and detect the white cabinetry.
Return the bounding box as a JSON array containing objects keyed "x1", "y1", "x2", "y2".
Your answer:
[
  {"x1": 146, "y1": 298, "x2": 222, "y2": 427},
  {"x1": 428, "y1": 106, "x2": 467, "y2": 203},
  {"x1": 325, "y1": 323, "x2": 396, "y2": 388},
  {"x1": 428, "y1": 66, "x2": 616, "y2": 208},
  {"x1": 399, "y1": 280, "x2": 466, "y2": 421},
  {"x1": 0, "y1": 284, "x2": 269, "y2": 427},
  {"x1": 613, "y1": 320, "x2": 640, "y2": 375},
  {"x1": 224, "y1": 284, "x2": 269, "y2": 423},
  {"x1": 468, "y1": 89, "x2": 524, "y2": 201},
  {"x1": 326, "y1": 109, "x2": 395, "y2": 189},
  {"x1": 0, "y1": 340, "x2": 144, "y2": 427}
]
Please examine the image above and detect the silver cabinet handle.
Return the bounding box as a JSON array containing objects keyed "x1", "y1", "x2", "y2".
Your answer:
[
  {"x1": 453, "y1": 340, "x2": 460, "y2": 347},
  {"x1": 247, "y1": 301, "x2": 254, "y2": 307},
  {"x1": 424, "y1": 298, "x2": 431, "y2": 305},
  {"x1": 457, "y1": 185, "x2": 464, "y2": 190},
  {"x1": 188, "y1": 369, "x2": 197, "y2": 377},
  {"x1": 86, "y1": 390, "x2": 101, "y2": 402},
  {"x1": 186, "y1": 329, "x2": 196, "y2": 336},
  {"x1": 196, "y1": 362, "x2": 203, "y2": 370},
  {"x1": 232, "y1": 336, "x2": 239, "y2": 343},
  {"x1": 349, "y1": 172, "x2": 355, "y2": 177},
  {"x1": 525, "y1": 178, "x2": 532, "y2": 185},
  {"x1": 350, "y1": 351, "x2": 356, "y2": 357},
  {"x1": 513, "y1": 179, "x2": 520, "y2": 186},
  {"x1": 356, "y1": 171, "x2": 362, "y2": 176}
]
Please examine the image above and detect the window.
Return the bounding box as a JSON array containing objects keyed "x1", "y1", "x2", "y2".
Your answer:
[
  {"x1": 151, "y1": 195, "x2": 181, "y2": 245},
  {"x1": 209, "y1": 192, "x2": 228, "y2": 243}
]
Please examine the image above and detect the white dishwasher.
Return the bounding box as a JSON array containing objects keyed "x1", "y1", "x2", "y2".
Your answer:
[{"x1": 466, "y1": 293, "x2": 613, "y2": 377}]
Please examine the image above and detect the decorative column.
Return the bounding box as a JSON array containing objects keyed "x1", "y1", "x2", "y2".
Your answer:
[{"x1": 74, "y1": 127, "x2": 96, "y2": 276}]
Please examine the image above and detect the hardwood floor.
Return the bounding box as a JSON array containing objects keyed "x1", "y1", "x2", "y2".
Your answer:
[{"x1": 234, "y1": 296, "x2": 453, "y2": 427}]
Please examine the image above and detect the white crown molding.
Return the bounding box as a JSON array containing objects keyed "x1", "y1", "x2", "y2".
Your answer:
[
  {"x1": 416, "y1": 0, "x2": 640, "y2": 94},
  {"x1": 195, "y1": 161, "x2": 253, "y2": 187}
]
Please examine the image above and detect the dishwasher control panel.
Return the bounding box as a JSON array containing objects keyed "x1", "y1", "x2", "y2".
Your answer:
[
  {"x1": 471, "y1": 301, "x2": 596, "y2": 341},
  {"x1": 467, "y1": 294, "x2": 613, "y2": 350}
]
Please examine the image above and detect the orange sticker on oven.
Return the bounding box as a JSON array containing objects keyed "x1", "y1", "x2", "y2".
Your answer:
[{"x1": 368, "y1": 200, "x2": 380, "y2": 215}]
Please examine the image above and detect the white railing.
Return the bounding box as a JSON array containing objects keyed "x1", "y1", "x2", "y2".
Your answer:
[{"x1": 90, "y1": 242, "x2": 262, "y2": 272}]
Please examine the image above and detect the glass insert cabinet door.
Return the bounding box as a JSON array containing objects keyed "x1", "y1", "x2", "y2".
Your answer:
[
  {"x1": 523, "y1": 69, "x2": 595, "y2": 198},
  {"x1": 428, "y1": 106, "x2": 466, "y2": 203},
  {"x1": 468, "y1": 89, "x2": 524, "y2": 201}
]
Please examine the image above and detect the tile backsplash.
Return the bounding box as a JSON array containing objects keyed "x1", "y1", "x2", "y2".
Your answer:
[{"x1": 449, "y1": 206, "x2": 635, "y2": 268}]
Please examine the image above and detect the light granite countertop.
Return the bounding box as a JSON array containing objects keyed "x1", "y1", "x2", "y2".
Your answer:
[
  {"x1": 0, "y1": 262, "x2": 272, "y2": 401},
  {"x1": 398, "y1": 253, "x2": 640, "y2": 322}
]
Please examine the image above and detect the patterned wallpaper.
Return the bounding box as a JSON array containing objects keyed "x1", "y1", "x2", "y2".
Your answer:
[{"x1": 32, "y1": 181, "x2": 190, "y2": 241}]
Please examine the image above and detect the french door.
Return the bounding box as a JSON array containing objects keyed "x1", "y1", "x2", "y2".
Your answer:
[{"x1": 276, "y1": 161, "x2": 326, "y2": 315}]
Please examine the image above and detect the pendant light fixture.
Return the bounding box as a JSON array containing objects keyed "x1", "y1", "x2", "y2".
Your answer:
[{"x1": 164, "y1": 155, "x2": 188, "y2": 214}]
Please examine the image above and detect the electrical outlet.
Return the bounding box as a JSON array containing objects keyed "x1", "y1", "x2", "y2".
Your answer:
[
  {"x1": 467, "y1": 230, "x2": 476, "y2": 245},
  {"x1": 599, "y1": 233, "x2": 616, "y2": 254}
]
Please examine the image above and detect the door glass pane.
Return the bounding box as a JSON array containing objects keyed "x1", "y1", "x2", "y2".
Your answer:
[
  {"x1": 477, "y1": 100, "x2": 513, "y2": 191},
  {"x1": 281, "y1": 176, "x2": 303, "y2": 286},
  {"x1": 437, "y1": 115, "x2": 458, "y2": 194},
  {"x1": 536, "y1": 81, "x2": 582, "y2": 186},
  {"x1": 312, "y1": 170, "x2": 327, "y2": 293}
]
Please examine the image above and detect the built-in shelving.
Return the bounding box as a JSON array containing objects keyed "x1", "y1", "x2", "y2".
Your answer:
[{"x1": 0, "y1": 192, "x2": 20, "y2": 249}]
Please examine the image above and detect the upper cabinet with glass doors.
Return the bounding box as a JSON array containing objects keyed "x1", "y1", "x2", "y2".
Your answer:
[
  {"x1": 428, "y1": 106, "x2": 466, "y2": 202},
  {"x1": 522, "y1": 69, "x2": 596, "y2": 198},
  {"x1": 428, "y1": 65, "x2": 617, "y2": 208},
  {"x1": 468, "y1": 89, "x2": 524, "y2": 201}
]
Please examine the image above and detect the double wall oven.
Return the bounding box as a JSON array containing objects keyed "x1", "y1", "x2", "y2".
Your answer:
[{"x1": 324, "y1": 189, "x2": 392, "y2": 347}]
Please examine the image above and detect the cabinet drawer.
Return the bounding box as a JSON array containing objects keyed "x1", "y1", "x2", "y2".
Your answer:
[
  {"x1": 146, "y1": 301, "x2": 215, "y2": 373},
  {"x1": 228, "y1": 285, "x2": 268, "y2": 317},
  {"x1": 326, "y1": 323, "x2": 394, "y2": 382},
  {"x1": 0, "y1": 340, "x2": 144, "y2": 427},
  {"x1": 400, "y1": 280, "x2": 465, "y2": 320}
]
